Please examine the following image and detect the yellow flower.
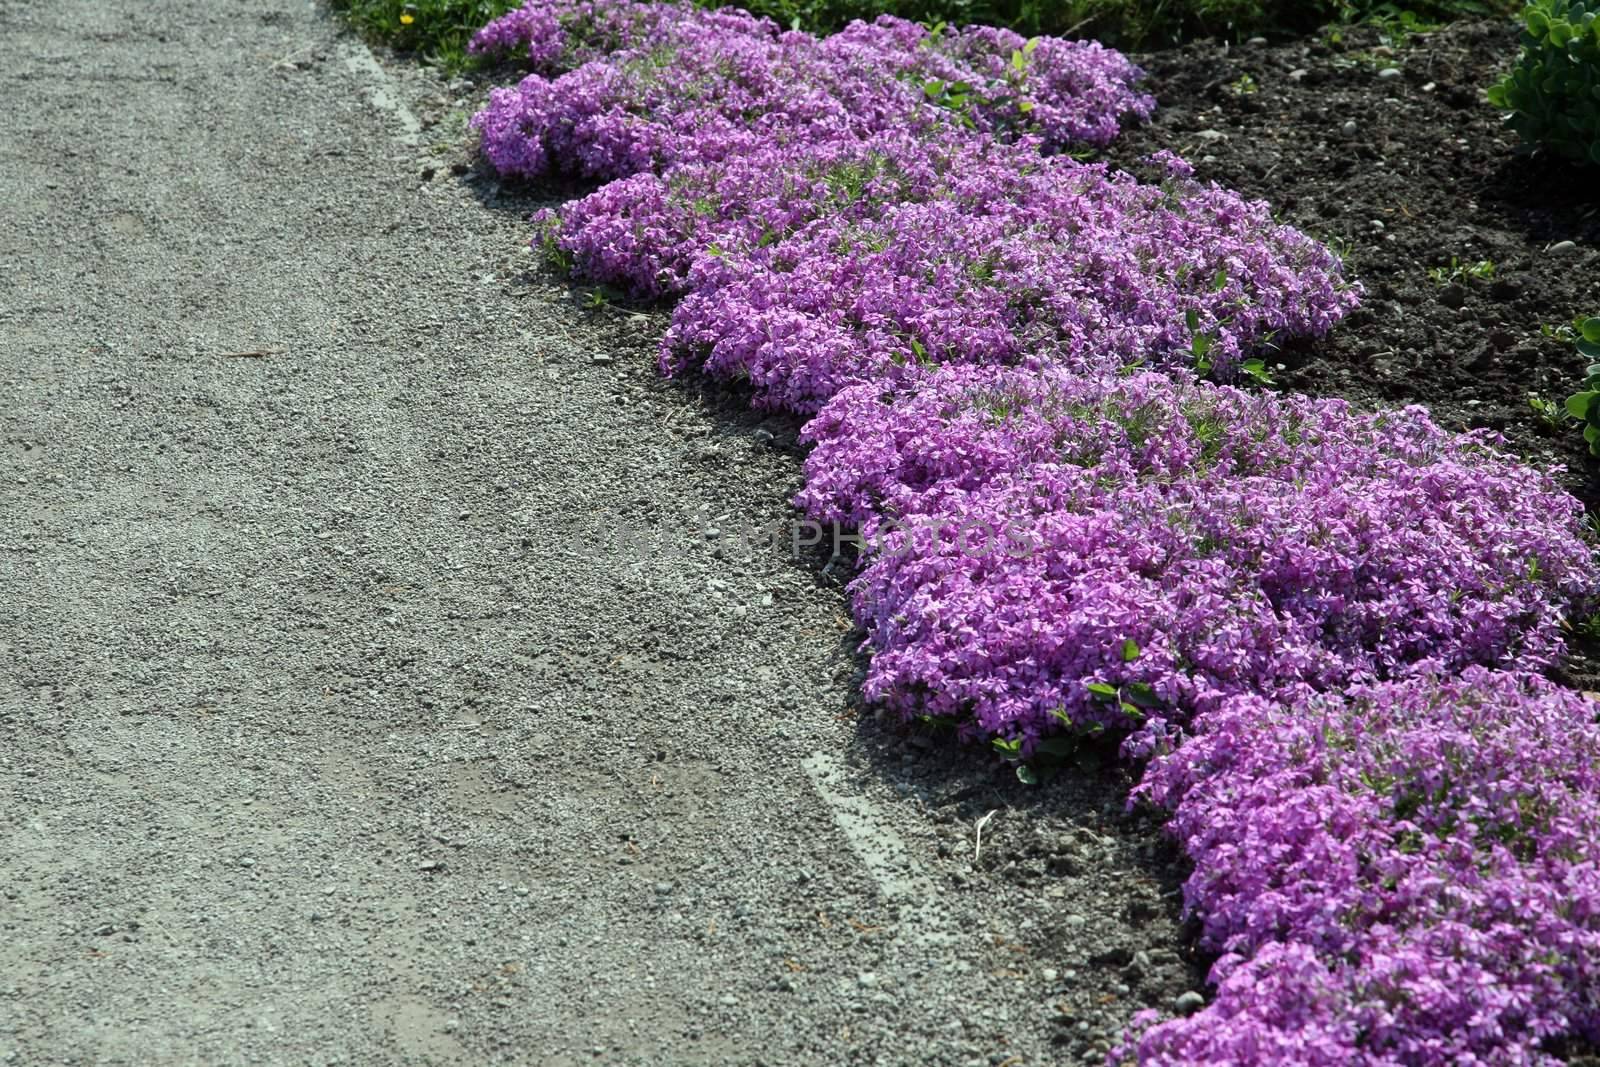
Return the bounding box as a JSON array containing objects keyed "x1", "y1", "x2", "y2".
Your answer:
[{"x1": 399, "y1": 12, "x2": 415, "y2": 24}]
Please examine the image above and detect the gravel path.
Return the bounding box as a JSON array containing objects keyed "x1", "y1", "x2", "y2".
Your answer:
[{"x1": 0, "y1": 2, "x2": 1198, "y2": 1064}]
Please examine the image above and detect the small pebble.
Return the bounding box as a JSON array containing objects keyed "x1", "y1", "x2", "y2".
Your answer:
[
  {"x1": 1175, "y1": 991, "x2": 1206, "y2": 1015},
  {"x1": 1378, "y1": 67, "x2": 1403, "y2": 79},
  {"x1": 1549, "y1": 240, "x2": 1579, "y2": 256}
]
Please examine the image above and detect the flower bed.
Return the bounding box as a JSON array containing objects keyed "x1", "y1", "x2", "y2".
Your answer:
[{"x1": 468, "y1": 2, "x2": 1600, "y2": 1061}]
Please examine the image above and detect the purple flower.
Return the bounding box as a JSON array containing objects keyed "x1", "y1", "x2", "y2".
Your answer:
[
  {"x1": 1122, "y1": 670, "x2": 1600, "y2": 1065},
  {"x1": 799, "y1": 366, "x2": 1591, "y2": 746}
]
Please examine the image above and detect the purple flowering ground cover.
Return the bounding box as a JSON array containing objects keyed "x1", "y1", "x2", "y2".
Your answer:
[
  {"x1": 466, "y1": 2, "x2": 1600, "y2": 1062},
  {"x1": 798, "y1": 367, "x2": 1591, "y2": 744},
  {"x1": 1127, "y1": 670, "x2": 1600, "y2": 1064},
  {"x1": 658, "y1": 153, "x2": 1357, "y2": 412}
]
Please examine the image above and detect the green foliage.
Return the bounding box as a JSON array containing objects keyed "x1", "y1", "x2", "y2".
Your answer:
[
  {"x1": 1560, "y1": 317, "x2": 1600, "y2": 454},
  {"x1": 333, "y1": 0, "x2": 1519, "y2": 62},
  {"x1": 1488, "y1": 0, "x2": 1600, "y2": 166},
  {"x1": 734, "y1": 0, "x2": 1512, "y2": 46},
  {"x1": 1427, "y1": 256, "x2": 1497, "y2": 284},
  {"x1": 1529, "y1": 392, "x2": 1569, "y2": 430},
  {"x1": 330, "y1": 0, "x2": 522, "y2": 69}
]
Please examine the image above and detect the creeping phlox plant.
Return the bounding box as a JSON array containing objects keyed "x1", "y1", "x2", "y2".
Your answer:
[
  {"x1": 798, "y1": 366, "x2": 1591, "y2": 745},
  {"x1": 468, "y1": 0, "x2": 721, "y2": 71},
  {"x1": 467, "y1": 2, "x2": 1600, "y2": 1061},
  {"x1": 539, "y1": 130, "x2": 965, "y2": 298},
  {"x1": 470, "y1": 1, "x2": 1153, "y2": 179},
  {"x1": 660, "y1": 150, "x2": 1356, "y2": 411},
  {"x1": 1121, "y1": 669, "x2": 1600, "y2": 1065}
]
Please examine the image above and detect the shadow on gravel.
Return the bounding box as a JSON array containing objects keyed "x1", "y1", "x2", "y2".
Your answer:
[
  {"x1": 459, "y1": 160, "x2": 591, "y2": 220},
  {"x1": 848, "y1": 697, "x2": 1209, "y2": 986}
]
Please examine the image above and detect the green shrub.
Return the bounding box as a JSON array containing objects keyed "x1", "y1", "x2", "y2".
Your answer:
[
  {"x1": 720, "y1": 0, "x2": 1513, "y2": 44},
  {"x1": 1488, "y1": 0, "x2": 1600, "y2": 165},
  {"x1": 330, "y1": 0, "x2": 522, "y2": 68},
  {"x1": 333, "y1": 0, "x2": 1518, "y2": 65},
  {"x1": 1562, "y1": 317, "x2": 1600, "y2": 454}
]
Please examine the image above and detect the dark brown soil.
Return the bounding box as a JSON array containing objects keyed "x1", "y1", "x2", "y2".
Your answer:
[{"x1": 1102, "y1": 17, "x2": 1600, "y2": 684}]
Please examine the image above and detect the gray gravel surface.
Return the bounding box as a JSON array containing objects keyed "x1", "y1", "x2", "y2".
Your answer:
[{"x1": 0, "y1": 1, "x2": 1200, "y2": 1063}]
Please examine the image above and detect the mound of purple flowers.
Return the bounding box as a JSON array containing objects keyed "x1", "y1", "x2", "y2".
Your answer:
[
  {"x1": 799, "y1": 366, "x2": 1591, "y2": 743},
  {"x1": 470, "y1": 4, "x2": 1153, "y2": 180},
  {"x1": 661, "y1": 152, "x2": 1357, "y2": 411},
  {"x1": 1121, "y1": 670, "x2": 1600, "y2": 1064},
  {"x1": 468, "y1": 0, "x2": 713, "y2": 73},
  {"x1": 540, "y1": 129, "x2": 955, "y2": 298}
]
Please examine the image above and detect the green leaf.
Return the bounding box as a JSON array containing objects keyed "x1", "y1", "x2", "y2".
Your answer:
[
  {"x1": 1084, "y1": 682, "x2": 1118, "y2": 700},
  {"x1": 1035, "y1": 736, "x2": 1077, "y2": 757},
  {"x1": 1568, "y1": 391, "x2": 1597, "y2": 419},
  {"x1": 1192, "y1": 334, "x2": 1213, "y2": 360},
  {"x1": 993, "y1": 736, "x2": 1023, "y2": 759},
  {"x1": 1582, "y1": 318, "x2": 1600, "y2": 344},
  {"x1": 1185, "y1": 308, "x2": 1201, "y2": 333},
  {"x1": 1124, "y1": 682, "x2": 1162, "y2": 709},
  {"x1": 1121, "y1": 638, "x2": 1140, "y2": 662},
  {"x1": 923, "y1": 79, "x2": 944, "y2": 98},
  {"x1": 1118, "y1": 701, "x2": 1146, "y2": 721},
  {"x1": 1580, "y1": 340, "x2": 1600, "y2": 360},
  {"x1": 1016, "y1": 763, "x2": 1040, "y2": 785},
  {"x1": 1211, "y1": 266, "x2": 1229, "y2": 292},
  {"x1": 1024, "y1": 36, "x2": 1040, "y2": 55},
  {"x1": 1012, "y1": 49, "x2": 1026, "y2": 73},
  {"x1": 1018, "y1": 100, "x2": 1034, "y2": 114}
]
